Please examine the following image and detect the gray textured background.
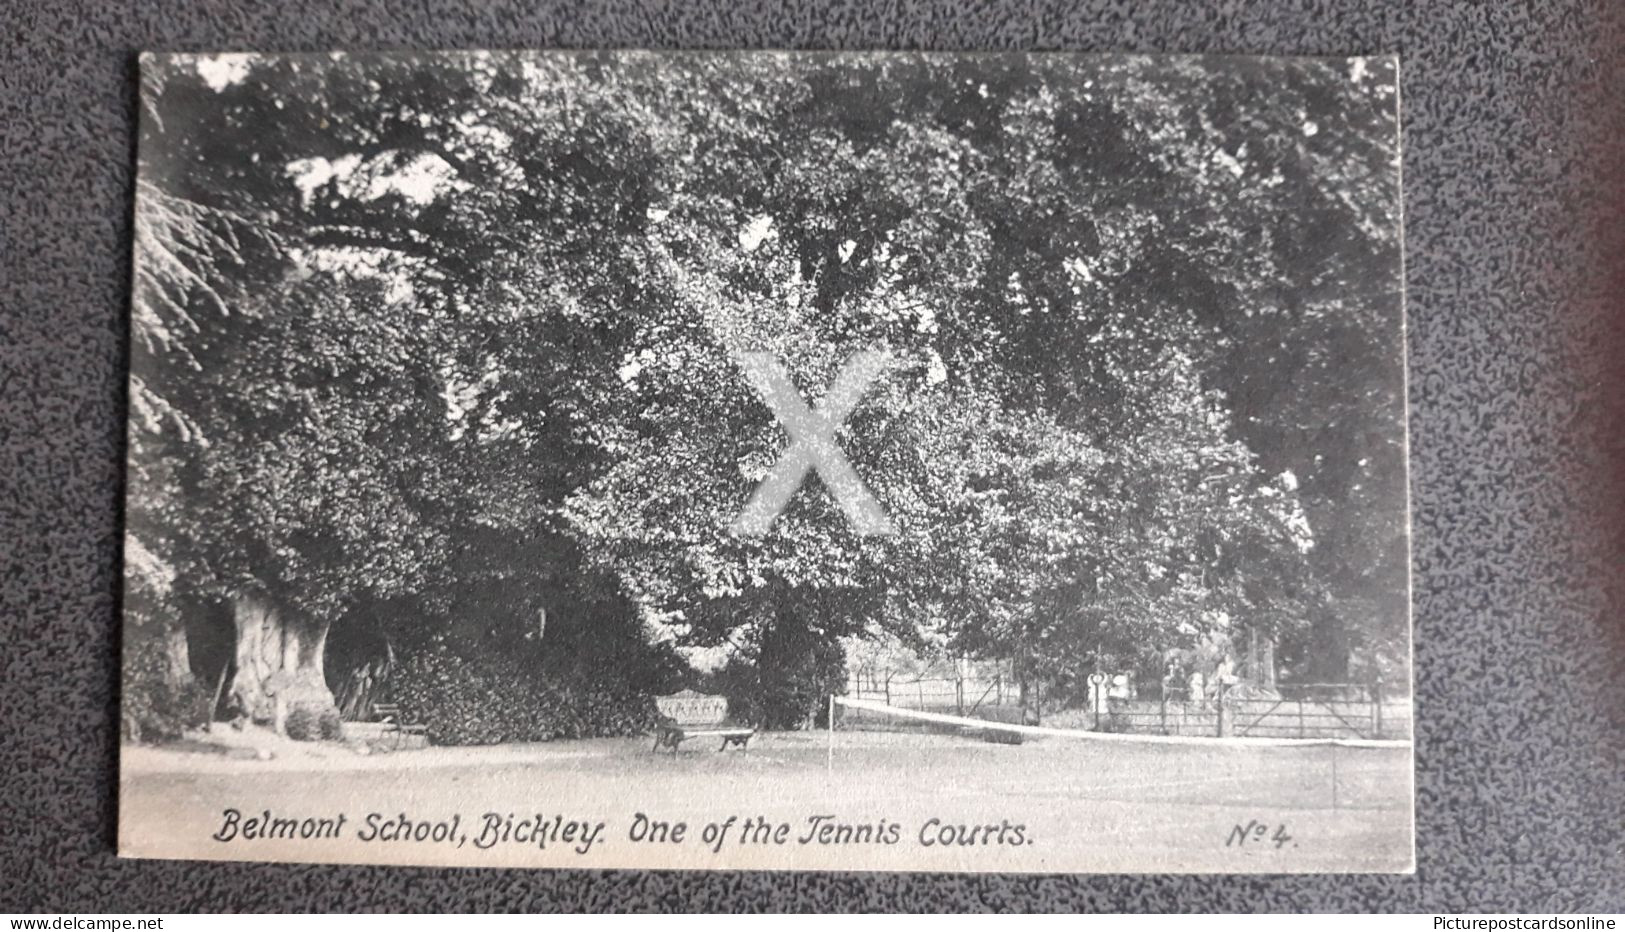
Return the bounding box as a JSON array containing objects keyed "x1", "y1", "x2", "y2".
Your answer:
[{"x1": 3, "y1": 0, "x2": 1623, "y2": 913}]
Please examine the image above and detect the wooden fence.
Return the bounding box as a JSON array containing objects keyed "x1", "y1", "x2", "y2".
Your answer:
[
  {"x1": 845, "y1": 674, "x2": 1019, "y2": 716},
  {"x1": 845, "y1": 675, "x2": 1410, "y2": 741},
  {"x1": 1107, "y1": 694, "x2": 1412, "y2": 740}
]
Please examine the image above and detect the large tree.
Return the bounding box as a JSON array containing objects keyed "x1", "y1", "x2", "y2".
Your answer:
[
  {"x1": 125, "y1": 51, "x2": 1405, "y2": 737},
  {"x1": 127, "y1": 52, "x2": 664, "y2": 728},
  {"x1": 550, "y1": 54, "x2": 1379, "y2": 707}
]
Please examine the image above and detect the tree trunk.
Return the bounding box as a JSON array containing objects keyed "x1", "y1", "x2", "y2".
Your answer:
[
  {"x1": 162, "y1": 619, "x2": 193, "y2": 686},
  {"x1": 1015, "y1": 652, "x2": 1038, "y2": 724},
  {"x1": 227, "y1": 592, "x2": 339, "y2": 739}
]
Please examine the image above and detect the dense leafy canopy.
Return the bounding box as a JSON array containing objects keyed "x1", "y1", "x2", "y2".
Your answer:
[{"x1": 126, "y1": 52, "x2": 1407, "y2": 730}]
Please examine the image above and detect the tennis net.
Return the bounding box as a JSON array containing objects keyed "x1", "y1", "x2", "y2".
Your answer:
[
  {"x1": 829, "y1": 696, "x2": 1411, "y2": 750},
  {"x1": 825, "y1": 696, "x2": 1413, "y2": 814}
]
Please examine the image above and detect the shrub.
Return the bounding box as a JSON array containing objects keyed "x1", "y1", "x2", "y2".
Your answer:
[
  {"x1": 121, "y1": 634, "x2": 212, "y2": 743},
  {"x1": 387, "y1": 642, "x2": 658, "y2": 746},
  {"x1": 284, "y1": 703, "x2": 319, "y2": 741},
  {"x1": 319, "y1": 706, "x2": 345, "y2": 740},
  {"x1": 284, "y1": 694, "x2": 345, "y2": 742},
  {"x1": 710, "y1": 620, "x2": 847, "y2": 730}
]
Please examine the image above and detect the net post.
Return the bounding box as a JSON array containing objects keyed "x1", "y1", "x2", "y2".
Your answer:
[
  {"x1": 826, "y1": 694, "x2": 835, "y2": 772},
  {"x1": 1331, "y1": 742, "x2": 1340, "y2": 810}
]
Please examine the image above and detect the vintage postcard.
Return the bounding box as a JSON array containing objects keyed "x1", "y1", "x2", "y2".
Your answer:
[{"x1": 120, "y1": 50, "x2": 1412, "y2": 872}]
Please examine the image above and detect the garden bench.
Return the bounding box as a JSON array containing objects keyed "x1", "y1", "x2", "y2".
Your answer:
[
  {"x1": 652, "y1": 690, "x2": 755, "y2": 753},
  {"x1": 371, "y1": 702, "x2": 428, "y2": 747}
]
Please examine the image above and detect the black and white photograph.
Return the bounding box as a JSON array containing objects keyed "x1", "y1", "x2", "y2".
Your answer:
[{"x1": 119, "y1": 50, "x2": 1412, "y2": 873}]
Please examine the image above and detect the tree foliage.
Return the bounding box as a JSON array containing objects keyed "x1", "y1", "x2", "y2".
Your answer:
[{"x1": 125, "y1": 51, "x2": 1407, "y2": 739}]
